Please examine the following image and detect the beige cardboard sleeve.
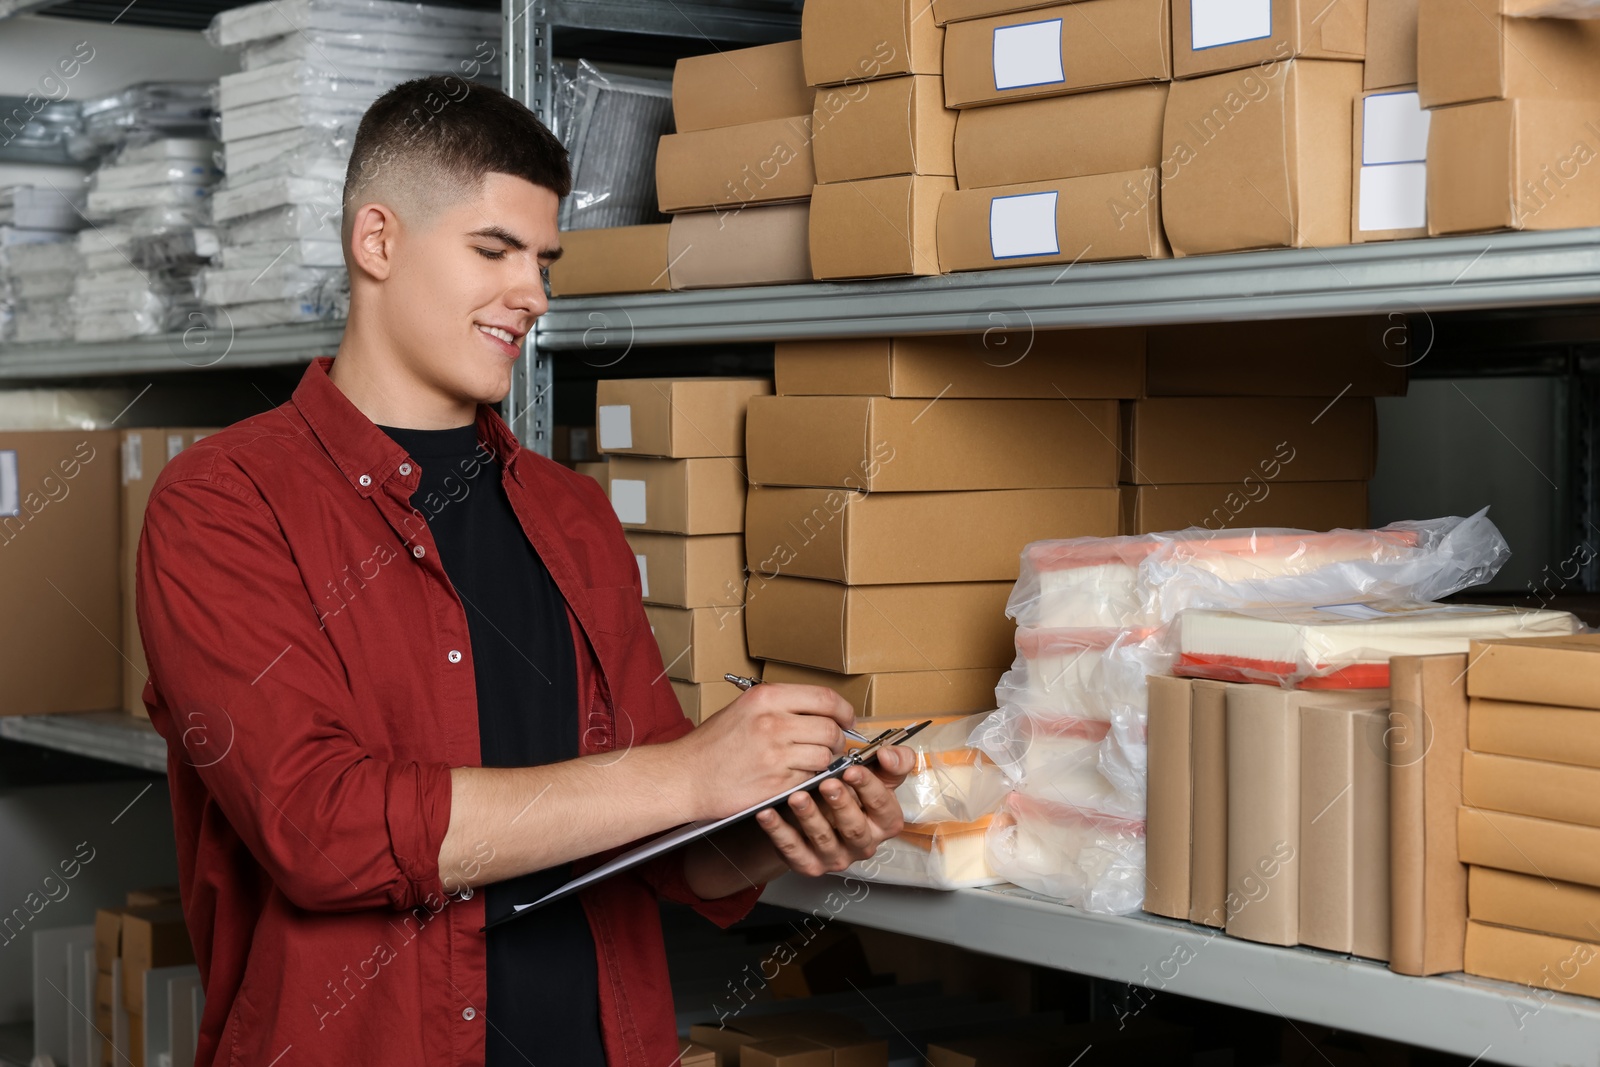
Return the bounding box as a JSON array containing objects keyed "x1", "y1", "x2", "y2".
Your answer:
[
  {"x1": 1145, "y1": 675, "x2": 1196, "y2": 920},
  {"x1": 1469, "y1": 697, "x2": 1600, "y2": 769},
  {"x1": 1467, "y1": 634, "x2": 1600, "y2": 708}
]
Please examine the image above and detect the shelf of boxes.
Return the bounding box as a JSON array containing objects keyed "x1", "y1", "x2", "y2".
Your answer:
[
  {"x1": 0, "y1": 321, "x2": 343, "y2": 378},
  {"x1": 0, "y1": 711, "x2": 167, "y2": 774},
  {"x1": 761, "y1": 875, "x2": 1600, "y2": 1067}
]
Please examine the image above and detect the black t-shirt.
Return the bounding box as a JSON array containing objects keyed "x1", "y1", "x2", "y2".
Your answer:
[{"x1": 377, "y1": 422, "x2": 606, "y2": 1067}]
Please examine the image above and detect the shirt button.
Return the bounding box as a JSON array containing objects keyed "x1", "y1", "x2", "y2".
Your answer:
[
  {"x1": 448, "y1": 649, "x2": 462, "y2": 663},
  {"x1": 412, "y1": 545, "x2": 426, "y2": 559},
  {"x1": 358, "y1": 474, "x2": 371, "y2": 487},
  {"x1": 399, "y1": 463, "x2": 412, "y2": 476},
  {"x1": 462, "y1": 1006, "x2": 476, "y2": 1021}
]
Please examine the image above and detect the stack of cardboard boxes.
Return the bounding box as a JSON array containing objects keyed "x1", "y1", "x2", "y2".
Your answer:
[
  {"x1": 1352, "y1": 1, "x2": 1431, "y2": 243},
  {"x1": 597, "y1": 377, "x2": 770, "y2": 721},
  {"x1": 95, "y1": 889, "x2": 196, "y2": 1067}
]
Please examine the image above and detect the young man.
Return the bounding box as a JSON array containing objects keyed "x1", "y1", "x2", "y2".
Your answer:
[{"x1": 137, "y1": 76, "x2": 912, "y2": 1067}]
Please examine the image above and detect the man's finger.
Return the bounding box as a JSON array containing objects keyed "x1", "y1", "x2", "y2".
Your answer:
[
  {"x1": 787, "y1": 791, "x2": 849, "y2": 868},
  {"x1": 844, "y1": 757, "x2": 908, "y2": 825},
  {"x1": 757, "y1": 682, "x2": 857, "y2": 730},
  {"x1": 817, "y1": 777, "x2": 876, "y2": 852},
  {"x1": 755, "y1": 808, "x2": 823, "y2": 877}
]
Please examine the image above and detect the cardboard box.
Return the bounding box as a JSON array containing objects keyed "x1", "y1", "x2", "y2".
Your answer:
[
  {"x1": 1387, "y1": 654, "x2": 1469, "y2": 976},
  {"x1": 744, "y1": 1033, "x2": 889, "y2": 1067},
  {"x1": 671, "y1": 678, "x2": 744, "y2": 723},
  {"x1": 94, "y1": 908, "x2": 126, "y2": 973},
  {"x1": 1145, "y1": 675, "x2": 1195, "y2": 920},
  {"x1": 1352, "y1": 89, "x2": 1429, "y2": 242},
  {"x1": 1470, "y1": 697, "x2": 1600, "y2": 769},
  {"x1": 680, "y1": 1040, "x2": 718, "y2": 1067},
  {"x1": 1120, "y1": 397, "x2": 1377, "y2": 485},
  {"x1": 125, "y1": 886, "x2": 181, "y2": 907},
  {"x1": 1190, "y1": 679, "x2": 1230, "y2": 927},
  {"x1": 1143, "y1": 316, "x2": 1409, "y2": 397},
  {"x1": 932, "y1": 0, "x2": 1061, "y2": 21},
  {"x1": 1463, "y1": 750, "x2": 1600, "y2": 828},
  {"x1": 801, "y1": 0, "x2": 943, "y2": 87},
  {"x1": 1162, "y1": 60, "x2": 1364, "y2": 257},
  {"x1": 575, "y1": 460, "x2": 610, "y2": 495},
  {"x1": 745, "y1": 575, "x2": 1013, "y2": 672},
  {"x1": 673, "y1": 41, "x2": 813, "y2": 133},
  {"x1": 1417, "y1": 0, "x2": 1600, "y2": 109},
  {"x1": 655, "y1": 115, "x2": 817, "y2": 213},
  {"x1": 1459, "y1": 806, "x2": 1600, "y2": 889},
  {"x1": 596, "y1": 377, "x2": 771, "y2": 458},
  {"x1": 1463, "y1": 921, "x2": 1600, "y2": 999},
  {"x1": 1427, "y1": 98, "x2": 1600, "y2": 237},
  {"x1": 1299, "y1": 702, "x2": 1390, "y2": 959},
  {"x1": 774, "y1": 330, "x2": 1145, "y2": 399},
  {"x1": 546, "y1": 225, "x2": 671, "y2": 296},
  {"x1": 644, "y1": 602, "x2": 759, "y2": 682},
  {"x1": 1225, "y1": 685, "x2": 1386, "y2": 945},
  {"x1": 952, "y1": 84, "x2": 1168, "y2": 190},
  {"x1": 813, "y1": 75, "x2": 956, "y2": 183},
  {"x1": 747, "y1": 396, "x2": 1119, "y2": 491},
  {"x1": 551, "y1": 425, "x2": 597, "y2": 467},
  {"x1": 689, "y1": 1011, "x2": 871, "y2": 1066},
  {"x1": 1119, "y1": 482, "x2": 1370, "y2": 535},
  {"x1": 1365, "y1": 0, "x2": 1420, "y2": 89},
  {"x1": 941, "y1": 0, "x2": 1172, "y2": 109},
  {"x1": 119, "y1": 905, "x2": 192, "y2": 1013},
  {"x1": 745, "y1": 485, "x2": 1118, "y2": 584},
  {"x1": 668, "y1": 201, "x2": 812, "y2": 289},
  {"x1": 0, "y1": 429, "x2": 121, "y2": 716},
  {"x1": 626, "y1": 531, "x2": 746, "y2": 608},
  {"x1": 1171, "y1": 0, "x2": 1365, "y2": 79},
  {"x1": 1467, "y1": 634, "x2": 1600, "y2": 708},
  {"x1": 809, "y1": 174, "x2": 950, "y2": 279},
  {"x1": 936, "y1": 170, "x2": 1169, "y2": 272},
  {"x1": 1469, "y1": 866, "x2": 1600, "y2": 944},
  {"x1": 607, "y1": 456, "x2": 747, "y2": 534},
  {"x1": 761, "y1": 660, "x2": 1002, "y2": 716}
]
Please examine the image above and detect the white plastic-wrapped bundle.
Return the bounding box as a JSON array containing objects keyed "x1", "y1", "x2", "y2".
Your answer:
[
  {"x1": 987, "y1": 793, "x2": 1146, "y2": 914},
  {"x1": 995, "y1": 626, "x2": 1170, "y2": 722},
  {"x1": 841, "y1": 817, "x2": 1005, "y2": 890},
  {"x1": 4, "y1": 238, "x2": 83, "y2": 343},
  {"x1": 971, "y1": 707, "x2": 1145, "y2": 820},
  {"x1": 849, "y1": 714, "x2": 1010, "y2": 826}
]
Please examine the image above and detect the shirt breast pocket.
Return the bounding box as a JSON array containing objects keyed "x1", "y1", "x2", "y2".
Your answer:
[{"x1": 585, "y1": 584, "x2": 641, "y2": 637}]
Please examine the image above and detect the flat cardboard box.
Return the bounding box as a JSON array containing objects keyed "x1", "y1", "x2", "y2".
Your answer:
[
  {"x1": 94, "y1": 908, "x2": 126, "y2": 973},
  {"x1": 125, "y1": 885, "x2": 182, "y2": 907},
  {"x1": 936, "y1": 170, "x2": 1169, "y2": 272},
  {"x1": 809, "y1": 174, "x2": 950, "y2": 279},
  {"x1": 1299, "y1": 702, "x2": 1390, "y2": 959},
  {"x1": 1365, "y1": 0, "x2": 1420, "y2": 89},
  {"x1": 119, "y1": 905, "x2": 192, "y2": 1013},
  {"x1": 681, "y1": 1040, "x2": 718, "y2": 1067},
  {"x1": 1352, "y1": 89, "x2": 1429, "y2": 243},
  {"x1": 941, "y1": 0, "x2": 1172, "y2": 109},
  {"x1": 1470, "y1": 697, "x2": 1600, "y2": 769},
  {"x1": 576, "y1": 460, "x2": 610, "y2": 495},
  {"x1": 607, "y1": 456, "x2": 748, "y2": 535},
  {"x1": 1120, "y1": 397, "x2": 1377, "y2": 484},
  {"x1": 932, "y1": 0, "x2": 1061, "y2": 21},
  {"x1": 668, "y1": 202, "x2": 813, "y2": 289},
  {"x1": 746, "y1": 396, "x2": 1119, "y2": 491},
  {"x1": 1387, "y1": 654, "x2": 1469, "y2": 976},
  {"x1": 1463, "y1": 750, "x2": 1600, "y2": 829},
  {"x1": 1469, "y1": 866, "x2": 1600, "y2": 944},
  {"x1": 626, "y1": 532, "x2": 746, "y2": 608},
  {"x1": 644, "y1": 602, "x2": 759, "y2": 682},
  {"x1": 801, "y1": 0, "x2": 943, "y2": 87},
  {"x1": 673, "y1": 41, "x2": 813, "y2": 133},
  {"x1": 952, "y1": 84, "x2": 1168, "y2": 190},
  {"x1": 774, "y1": 330, "x2": 1145, "y2": 399},
  {"x1": 595, "y1": 377, "x2": 772, "y2": 458},
  {"x1": 744, "y1": 1033, "x2": 890, "y2": 1067},
  {"x1": 744, "y1": 575, "x2": 1013, "y2": 673},
  {"x1": 671, "y1": 678, "x2": 744, "y2": 723},
  {"x1": 1145, "y1": 675, "x2": 1195, "y2": 920},
  {"x1": 1459, "y1": 806, "x2": 1600, "y2": 889},
  {"x1": 1171, "y1": 0, "x2": 1365, "y2": 79},
  {"x1": 1119, "y1": 481, "x2": 1370, "y2": 535},
  {"x1": 813, "y1": 75, "x2": 956, "y2": 183},
  {"x1": 1467, "y1": 634, "x2": 1600, "y2": 708},
  {"x1": 760, "y1": 661, "x2": 1001, "y2": 716},
  {"x1": 1143, "y1": 316, "x2": 1409, "y2": 397},
  {"x1": 546, "y1": 225, "x2": 671, "y2": 296},
  {"x1": 1463, "y1": 921, "x2": 1600, "y2": 999},
  {"x1": 745, "y1": 485, "x2": 1118, "y2": 584},
  {"x1": 1162, "y1": 60, "x2": 1364, "y2": 257},
  {"x1": 1416, "y1": 0, "x2": 1600, "y2": 109},
  {"x1": 655, "y1": 115, "x2": 817, "y2": 213},
  {"x1": 0, "y1": 430, "x2": 121, "y2": 716},
  {"x1": 1190, "y1": 679, "x2": 1230, "y2": 927},
  {"x1": 1427, "y1": 98, "x2": 1600, "y2": 237},
  {"x1": 689, "y1": 1011, "x2": 870, "y2": 1065}
]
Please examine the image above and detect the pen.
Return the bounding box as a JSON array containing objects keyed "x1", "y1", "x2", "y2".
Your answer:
[{"x1": 723, "y1": 672, "x2": 872, "y2": 744}]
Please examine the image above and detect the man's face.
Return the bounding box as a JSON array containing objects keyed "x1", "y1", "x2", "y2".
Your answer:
[{"x1": 381, "y1": 172, "x2": 561, "y2": 408}]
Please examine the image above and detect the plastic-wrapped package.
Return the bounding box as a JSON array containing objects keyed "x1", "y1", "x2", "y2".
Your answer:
[
  {"x1": 200, "y1": 263, "x2": 337, "y2": 304},
  {"x1": 223, "y1": 128, "x2": 349, "y2": 178},
  {"x1": 221, "y1": 237, "x2": 342, "y2": 270},
  {"x1": 90, "y1": 159, "x2": 220, "y2": 192},
  {"x1": 131, "y1": 228, "x2": 223, "y2": 270},
  {"x1": 207, "y1": 0, "x2": 499, "y2": 49},
  {"x1": 87, "y1": 182, "x2": 211, "y2": 216},
  {"x1": 14, "y1": 299, "x2": 74, "y2": 342},
  {"x1": 212, "y1": 174, "x2": 341, "y2": 221},
  {"x1": 849, "y1": 713, "x2": 1009, "y2": 825},
  {"x1": 8, "y1": 241, "x2": 82, "y2": 275},
  {"x1": 560, "y1": 61, "x2": 673, "y2": 231},
  {"x1": 74, "y1": 306, "x2": 183, "y2": 342},
  {"x1": 225, "y1": 153, "x2": 346, "y2": 191},
  {"x1": 220, "y1": 96, "x2": 365, "y2": 142},
  {"x1": 212, "y1": 291, "x2": 345, "y2": 328},
  {"x1": 841, "y1": 817, "x2": 1006, "y2": 890},
  {"x1": 218, "y1": 61, "x2": 410, "y2": 112},
  {"x1": 75, "y1": 83, "x2": 215, "y2": 159},
  {"x1": 995, "y1": 626, "x2": 1170, "y2": 721},
  {"x1": 17, "y1": 272, "x2": 76, "y2": 300},
  {"x1": 0, "y1": 186, "x2": 86, "y2": 230},
  {"x1": 239, "y1": 29, "x2": 502, "y2": 74},
  {"x1": 987, "y1": 792, "x2": 1146, "y2": 914},
  {"x1": 116, "y1": 138, "x2": 218, "y2": 166},
  {"x1": 970, "y1": 709, "x2": 1144, "y2": 819},
  {"x1": 221, "y1": 203, "x2": 339, "y2": 244}
]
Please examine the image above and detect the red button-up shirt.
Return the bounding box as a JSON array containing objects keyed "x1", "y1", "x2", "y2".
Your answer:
[{"x1": 137, "y1": 355, "x2": 760, "y2": 1067}]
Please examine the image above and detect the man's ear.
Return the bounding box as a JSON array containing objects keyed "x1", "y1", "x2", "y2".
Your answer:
[{"x1": 348, "y1": 202, "x2": 399, "y2": 281}]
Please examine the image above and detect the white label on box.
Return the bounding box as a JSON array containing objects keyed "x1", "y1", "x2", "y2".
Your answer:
[
  {"x1": 635, "y1": 553, "x2": 650, "y2": 598},
  {"x1": 1190, "y1": 0, "x2": 1272, "y2": 50},
  {"x1": 611, "y1": 478, "x2": 647, "y2": 525},
  {"x1": 989, "y1": 191, "x2": 1060, "y2": 259},
  {"x1": 1359, "y1": 162, "x2": 1427, "y2": 231},
  {"x1": 166, "y1": 433, "x2": 185, "y2": 462},
  {"x1": 0, "y1": 450, "x2": 16, "y2": 517},
  {"x1": 598, "y1": 404, "x2": 633, "y2": 450},
  {"x1": 122, "y1": 435, "x2": 141, "y2": 486},
  {"x1": 992, "y1": 19, "x2": 1064, "y2": 90},
  {"x1": 1363, "y1": 92, "x2": 1430, "y2": 165}
]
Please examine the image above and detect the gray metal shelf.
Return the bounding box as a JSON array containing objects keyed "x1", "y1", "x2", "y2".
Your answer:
[
  {"x1": 762, "y1": 875, "x2": 1598, "y2": 1067},
  {"x1": 534, "y1": 227, "x2": 1600, "y2": 350},
  {"x1": 0, "y1": 711, "x2": 167, "y2": 774},
  {"x1": 0, "y1": 321, "x2": 343, "y2": 379}
]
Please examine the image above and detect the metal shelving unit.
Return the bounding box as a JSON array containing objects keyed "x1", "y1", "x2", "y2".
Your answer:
[
  {"x1": 0, "y1": 322, "x2": 343, "y2": 379},
  {"x1": 0, "y1": 711, "x2": 167, "y2": 773}
]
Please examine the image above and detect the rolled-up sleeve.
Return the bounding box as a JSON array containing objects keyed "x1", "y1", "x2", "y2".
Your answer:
[{"x1": 139, "y1": 472, "x2": 452, "y2": 913}]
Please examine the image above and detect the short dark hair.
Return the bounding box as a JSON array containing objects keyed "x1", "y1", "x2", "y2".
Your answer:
[{"x1": 343, "y1": 75, "x2": 571, "y2": 218}]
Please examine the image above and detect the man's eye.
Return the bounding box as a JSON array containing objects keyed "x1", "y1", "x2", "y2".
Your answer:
[{"x1": 476, "y1": 247, "x2": 506, "y2": 260}]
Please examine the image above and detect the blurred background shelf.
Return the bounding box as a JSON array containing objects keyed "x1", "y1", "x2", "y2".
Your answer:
[
  {"x1": 0, "y1": 322, "x2": 343, "y2": 380},
  {"x1": 0, "y1": 711, "x2": 167, "y2": 773}
]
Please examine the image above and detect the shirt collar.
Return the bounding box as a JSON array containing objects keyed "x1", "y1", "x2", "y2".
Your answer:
[{"x1": 292, "y1": 356, "x2": 524, "y2": 498}]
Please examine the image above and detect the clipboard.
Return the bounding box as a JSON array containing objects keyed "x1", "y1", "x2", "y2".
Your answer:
[{"x1": 481, "y1": 720, "x2": 930, "y2": 931}]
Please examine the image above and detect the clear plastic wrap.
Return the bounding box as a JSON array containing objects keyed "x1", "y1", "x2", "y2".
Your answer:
[
  {"x1": 220, "y1": 96, "x2": 365, "y2": 142},
  {"x1": 8, "y1": 241, "x2": 82, "y2": 275},
  {"x1": 200, "y1": 263, "x2": 338, "y2": 303},
  {"x1": 840, "y1": 817, "x2": 1005, "y2": 890},
  {"x1": 13, "y1": 299, "x2": 74, "y2": 342},
  {"x1": 223, "y1": 128, "x2": 349, "y2": 178},
  {"x1": 206, "y1": 291, "x2": 345, "y2": 328},
  {"x1": 225, "y1": 152, "x2": 346, "y2": 190},
  {"x1": 207, "y1": 0, "x2": 499, "y2": 49},
  {"x1": 239, "y1": 29, "x2": 503, "y2": 74},
  {"x1": 75, "y1": 83, "x2": 215, "y2": 159},
  {"x1": 220, "y1": 237, "x2": 340, "y2": 269},
  {"x1": 212, "y1": 174, "x2": 342, "y2": 221},
  {"x1": 86, "y1": 182, "x2": 211, "y2": 216},
  {"x1": 220, "y1": 203, "x2": 340, "y2": 244},
  {"x1": 219, "y1": 61, "x2": 403, "y2": 112},
  {"x1": 559, "y1": 60, "x2": 673, "y2": 231},
  {"x1": 970, "y1": 708, "x2": 1144, "y2": 820},
  {"x1": 0, "y1": 186, "x2": 86, "y2": 230},
  {"x1": 986, "y1": 792, "x2": 1146, "y2": 914},
  {"x1": 115, "y1": 138, "x2": 218, "y2": 166},
  {"x1": 848, "y1": 713, "x2": 1009, "y2": 825},
  {"x1": 15, "y1": 272, "x2": 75, "y2": 300},
  {"x1": 995, "y1": 626, "x2": 1170, "y2": 722},
  {"x1": 90, "y1": 159, "x2": 220, "y2": 192}
]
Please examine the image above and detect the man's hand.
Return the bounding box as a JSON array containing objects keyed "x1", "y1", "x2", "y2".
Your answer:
[{"x1": 752, "y1": 750, "x2": 913, "y2": 877}]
